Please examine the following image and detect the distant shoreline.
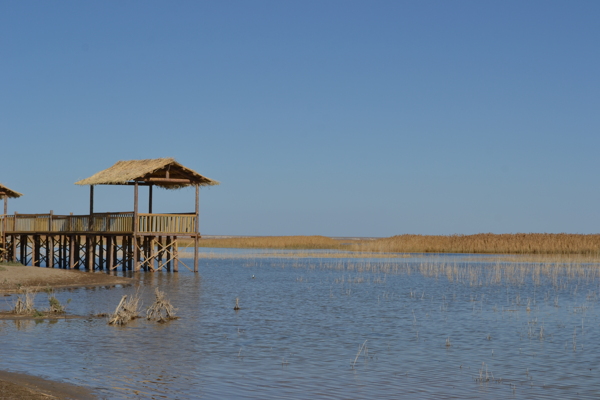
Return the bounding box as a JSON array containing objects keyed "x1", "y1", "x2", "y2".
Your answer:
[{"x1": 192, "y1": 233, "x2": 600, "y2": 257}]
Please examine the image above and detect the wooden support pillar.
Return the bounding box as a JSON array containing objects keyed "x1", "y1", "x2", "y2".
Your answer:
[
  {"x1": 157, "y1": 236, "x2": 163, "y2": 270},
  {"x1": 20, "y1": 235, "x2": 26, "y2": 265},
  {"x1": 121, "y1": 236, "x2": 127, "y2": 272},
  {"x1": 166, "y1": 236, "x2": 171, "y2": 271},
  {"x1": 114, "y1": 236, "x2": 119, "y2": 271},
  {"x1": 106, "y1": 236, "x2": 113, "y2": 271},
  {"x1": 148, "y1": 184, "x2": 153, "y2": 214},
  {"x1": 74, "y1": 236, "x2": 81, "y2": 269},
  {"x1": 173, "y1": 236, "x2": 178, "y2": 272},
  {"x1": 57, "y1": 236, "x2": 62, "y2": 268},
  {"x1": 48, "y1": 236, "x2": 54, "y2": 268},
  {"x1": 98, "y1": 236, "x2": 104, "y2": 270},
  {"x1": 121, "y1": 236, "x2": 126, "y2": 271},
  {"x1": 62, "y1": 235, "x2": 68, "y2": 268},
  {"x1": 85, "y1": 236, "x2": 92, "y2": 270},
  {"x1": 127, "y1": 236, "x2": 133, "y2": 271},
  {"x1": 145, "y1": 236, "x2": 152, "y2": 271},
  {"x1": 133, "y1": 182, "x2": 139, "y2": 271},
  {"x1": 69, "y1": 235, "x2": 75, "y2": 269},
  {"x1": 11, "y1": 234, "x2": 17, "y2": 262},
  {"x1": 76, "y1": 235, "x2": 81, "y2": 269},
  {"x1": 33, "y1": 235, "x2": 40, "y2": 267},
  {"x1": 194, "y1": 235, "x2": 199, "y2": 273}
]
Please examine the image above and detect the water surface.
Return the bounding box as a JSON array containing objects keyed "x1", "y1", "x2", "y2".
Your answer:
[{"x1": 0, "y1": 250, "x2": 599, "y2": 399}]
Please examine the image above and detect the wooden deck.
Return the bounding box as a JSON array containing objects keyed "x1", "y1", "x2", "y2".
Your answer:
[
  {"x1": 0, "y1": 211, "x2": 200, "y2": 272},
  {"x1": 1, "y1": 212, "x2": 197, "y2": 235}
]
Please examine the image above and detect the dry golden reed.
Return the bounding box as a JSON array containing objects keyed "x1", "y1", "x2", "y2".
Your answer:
[
  {"x1": 195, "y1": 234, "x2": 600, "y2": 255},
  {"x1": 196, "y1": 236, "x2": 341, "y2": 250}
]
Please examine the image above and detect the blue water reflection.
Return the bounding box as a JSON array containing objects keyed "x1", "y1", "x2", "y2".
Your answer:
[{"x1": 0, "y1": 250, "x2": 598, "y2": 399}]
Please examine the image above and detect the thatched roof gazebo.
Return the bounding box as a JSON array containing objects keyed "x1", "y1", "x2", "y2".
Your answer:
[
  {"x1": 0, "y1": 183, "x2": 23, "y2": 215},
  {"x1": 75, "y1": 158, "x2": 219, "y2": 189},
  {"x1": 75, "y1": 158, "x2": 219, "y2": 272},
  {"x1": 75, "y1": 157, "x2": 219, "y2": 215}
]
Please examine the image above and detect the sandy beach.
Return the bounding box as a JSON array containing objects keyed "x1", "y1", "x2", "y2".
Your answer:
[{"x1": 0, "y1": 264, "x2": 131, "y2": 294}]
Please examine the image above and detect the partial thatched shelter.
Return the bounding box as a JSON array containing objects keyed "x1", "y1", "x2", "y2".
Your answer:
[
  {"x1": 0, "y1": 183, "x2": 23, "y2": 199},
  {"x1": 0, "y1": 183, "x2": 22, "y2": 215},
  {"x1": 75, "y1": 157, "x2": 219, "y2": 189}
]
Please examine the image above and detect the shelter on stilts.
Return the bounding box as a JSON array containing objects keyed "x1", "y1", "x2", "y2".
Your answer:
[
  {"x1": 0, "y1": 183, "x2": 23, "y2": 262},
  {"x1": 1, "y1": 158, "x2": 219, "y2": 272}
]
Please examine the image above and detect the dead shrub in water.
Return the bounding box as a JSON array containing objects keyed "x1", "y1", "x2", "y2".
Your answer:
[
  {"x1": 146, "y1": 288, "x2": 177, "y2": 323},
  {"x1": 108, "y1": 292, "x2": 142, "y2": 326},
  {"x1": 12, "y1": 289, "x2": 36, "y2": 314},
  {"x1": 46, "y1": 290, "x2": 68, "y2": 314}
]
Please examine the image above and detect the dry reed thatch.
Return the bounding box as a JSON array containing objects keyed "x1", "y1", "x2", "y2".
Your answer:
[
  {"x1": 146, "y1": 288, "x2": 177, "y2": 322},
  {"x1": 108, "y1": 293, "x2": 142, "y2": 325},
  {"x1": 75, "y1": 158, "x2": 219, "y2": 189},
  {"x1": 0, "y1": 183, "x2": 23, "y2": 198}
]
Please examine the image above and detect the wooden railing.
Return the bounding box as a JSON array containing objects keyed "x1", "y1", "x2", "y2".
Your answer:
[
  {"x1": 0, "y1": 212, "x2": 197, "y2": 235},
  {"x1": 138, "y1": 213, "x2": 196, "y2": 234}
]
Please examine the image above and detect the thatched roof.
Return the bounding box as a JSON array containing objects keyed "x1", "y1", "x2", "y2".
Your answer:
[
  {"x1": 75, "y1": 158, "x2": 219, "y2": 189},
  {"x1": 0, "y1": 183, "x2": 23, "y2": 198}
]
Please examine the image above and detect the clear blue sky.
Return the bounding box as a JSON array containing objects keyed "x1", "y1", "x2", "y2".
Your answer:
[{"x1": 2, "y1": 1, "x2": 599, "y2": 236}]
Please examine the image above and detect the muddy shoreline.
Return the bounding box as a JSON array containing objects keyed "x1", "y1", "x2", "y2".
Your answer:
[
  {"x1": 0, "y1": 370, "x2": 96, "y2": 399},
  {"x1": 0, "y1": 264, "x2": 132, "y2": 294}
]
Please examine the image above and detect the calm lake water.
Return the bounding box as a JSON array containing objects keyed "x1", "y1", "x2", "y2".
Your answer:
[{"x1": 1, "y1": 250, "x2": 599, "y2": 399}]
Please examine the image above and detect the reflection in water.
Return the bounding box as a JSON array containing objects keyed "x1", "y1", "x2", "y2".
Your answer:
[{"x1": 0, "y1": 252, "x2": 598, "y2": 399}]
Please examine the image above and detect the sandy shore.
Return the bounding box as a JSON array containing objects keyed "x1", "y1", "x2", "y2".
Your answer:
[
  {"x1": 0, "y1": 370, "x2": 96, "y2": 399},
  {"x1": 0, "y1": 264, "x2": 132, "y2": 294}
]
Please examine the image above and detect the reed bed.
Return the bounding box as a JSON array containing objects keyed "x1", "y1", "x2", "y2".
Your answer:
[
  {"x1": 196, "y1": 236, "x2": 342, "y2": 250},
  {"x1": 238, "y1": 254, "x2": 600, "y2": 290},
  {"x1": 351, "y1": 234, "x2": 600, "y2": 255},
  {"x1": 194, "y1": 234, "x2": 600, "y2": 256}
]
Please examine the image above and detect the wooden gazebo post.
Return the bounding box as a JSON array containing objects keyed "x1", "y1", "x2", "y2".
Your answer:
[
  {"x1": 1, "y1": 194, "x2": 6, "y2": 262},
  {"x1": 194, "y1": 185, "x2": 199, "y2": 272},
  {"x1": 133, "y1": 181, "x2": 139, "y2": 271},
  {"x1": 86, "y1": 185, "x2": 94, "y2": 270},
  {"x1": 148, "y1": 185, "x2": 153, "y2": 214}
]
